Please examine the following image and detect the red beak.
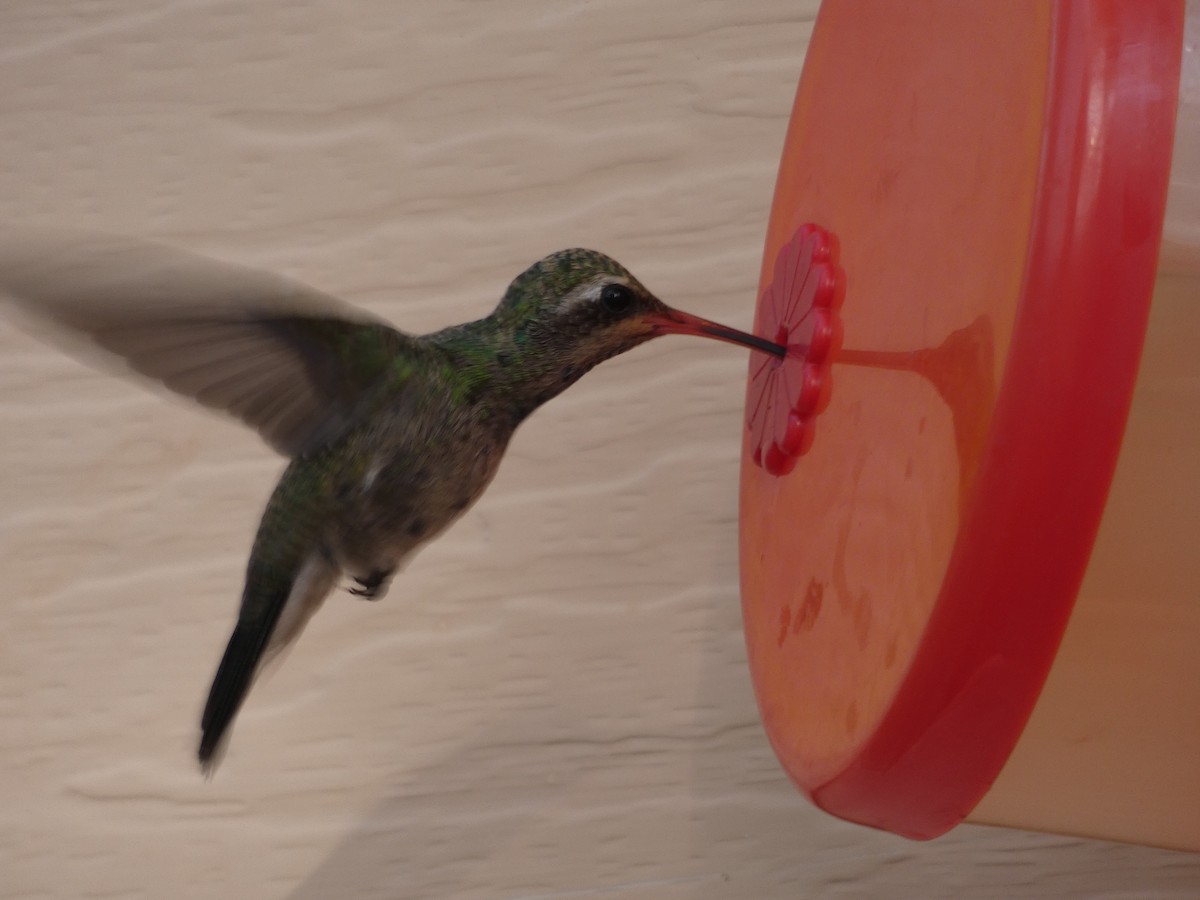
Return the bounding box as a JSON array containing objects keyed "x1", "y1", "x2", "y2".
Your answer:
[{"x1": 646, "y1": 307, "x2": 786, "y2": 358}]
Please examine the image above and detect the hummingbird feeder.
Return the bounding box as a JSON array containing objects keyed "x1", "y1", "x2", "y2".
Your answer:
[{"x1": 738, "y1": 0, "x2": 1198, "y2": 850}]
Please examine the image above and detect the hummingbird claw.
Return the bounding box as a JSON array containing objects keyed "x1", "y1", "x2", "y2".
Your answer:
[{"x1": 348, "y1": 568, "x2": 393, "y2": 601}]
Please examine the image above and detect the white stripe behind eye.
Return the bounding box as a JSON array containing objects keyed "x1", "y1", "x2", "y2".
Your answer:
[{"x1": 562, "y1": 278, "x2": 625, "y2": 314}]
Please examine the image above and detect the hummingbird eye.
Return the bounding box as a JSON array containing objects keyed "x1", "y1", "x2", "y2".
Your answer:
[{"x1": 599, "y1": 283, "x2": 635, "y2": 315}]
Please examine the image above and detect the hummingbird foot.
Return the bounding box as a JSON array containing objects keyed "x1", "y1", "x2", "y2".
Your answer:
[{"x1": 348, "y1": 568, "x2": 394, "y2": 601}]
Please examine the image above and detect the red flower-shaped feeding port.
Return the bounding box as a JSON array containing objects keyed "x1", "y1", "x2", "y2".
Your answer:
[{"x1": 747, "y1": 224, "x2": 844, "y2": 476}]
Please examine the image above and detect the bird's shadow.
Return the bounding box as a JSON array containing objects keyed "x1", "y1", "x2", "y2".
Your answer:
[
  {"x1": 284, "y1": 492, "x2": 781, "y2": 898},
  {"x1": 284, "y1": 539, "x2": 1198, "y2": 900}
]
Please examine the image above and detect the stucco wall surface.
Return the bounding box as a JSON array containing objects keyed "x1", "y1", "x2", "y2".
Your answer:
[{"x1": 1, "y1": 2, "x2": 1198, "y2": 898}]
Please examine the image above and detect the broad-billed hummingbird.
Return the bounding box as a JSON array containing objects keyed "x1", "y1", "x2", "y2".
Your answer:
[{"x1": 0, "y1": 232, "x2": 784, "y2": 772}]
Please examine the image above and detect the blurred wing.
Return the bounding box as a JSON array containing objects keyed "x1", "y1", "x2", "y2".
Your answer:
[{"x1": 0, "y1": 231, "x2": 412, "y2": 456}]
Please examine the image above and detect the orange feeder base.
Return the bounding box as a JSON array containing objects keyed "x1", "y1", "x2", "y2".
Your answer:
[{"x1": 739, "y1": 0, "x2": 1195, "y2": 848}]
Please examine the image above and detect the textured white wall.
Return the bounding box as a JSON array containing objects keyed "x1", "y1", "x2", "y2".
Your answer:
[{"x1": 0, "y1": 2, "x2": 1197, "y2": 898}]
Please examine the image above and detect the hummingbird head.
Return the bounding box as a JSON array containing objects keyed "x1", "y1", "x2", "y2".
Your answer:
[
  {"x1": 444, "y1": 248, "x2": 784, "y2": 420},
  {"x1": 493, "y1": 248, "x2": 783, "y2": 378}
]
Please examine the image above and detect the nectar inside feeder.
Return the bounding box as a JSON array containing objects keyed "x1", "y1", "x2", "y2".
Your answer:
[{"x1": 738, "y1": 0, "x2": 1197, "y2": 850}]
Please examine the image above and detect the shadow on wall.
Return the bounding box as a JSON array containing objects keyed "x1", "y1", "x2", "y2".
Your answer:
[
  {"x1": 287, "y1": 520, "x2": 1200, "y2": 899},
  {"x1": 289, "y1": 723, "x2": 1200, "y2": 900}
]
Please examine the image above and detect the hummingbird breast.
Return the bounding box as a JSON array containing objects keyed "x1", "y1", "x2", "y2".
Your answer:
[{"x1": 321, "y1": 398, "x2": 512, "y2": 585}]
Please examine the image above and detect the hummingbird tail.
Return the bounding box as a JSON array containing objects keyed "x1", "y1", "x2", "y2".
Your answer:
[
  {"x1": 199, "y1": 622, "x2": 269, "y2": 774},
  {"x1": 199, "y1": 552, "x2": 338, "y2": 775}
]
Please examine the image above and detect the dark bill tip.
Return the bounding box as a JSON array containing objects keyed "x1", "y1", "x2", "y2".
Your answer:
[{"x1": 647, "y1": 308, "x2": 786, "y2": 358}]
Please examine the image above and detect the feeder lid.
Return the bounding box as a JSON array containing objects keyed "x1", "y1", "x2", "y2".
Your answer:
[{"x1": 739, "y1": 0, "x2": 1182, "y2": 839}]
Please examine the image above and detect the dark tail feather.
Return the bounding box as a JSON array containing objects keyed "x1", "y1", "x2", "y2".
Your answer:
[
  {"x1": 198, "y1": 549, "x2": 338, "y2": 774},
  {"x1": 198, "y1": 458, "x2": 338, "y2": 774},
  {"x1": 198, "y1": 618, "x2": 278, "y2": 773}
]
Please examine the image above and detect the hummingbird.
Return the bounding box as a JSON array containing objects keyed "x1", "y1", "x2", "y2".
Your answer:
[{"x1": 0, "y1": 231, "x2": 785, "y2": 772}]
